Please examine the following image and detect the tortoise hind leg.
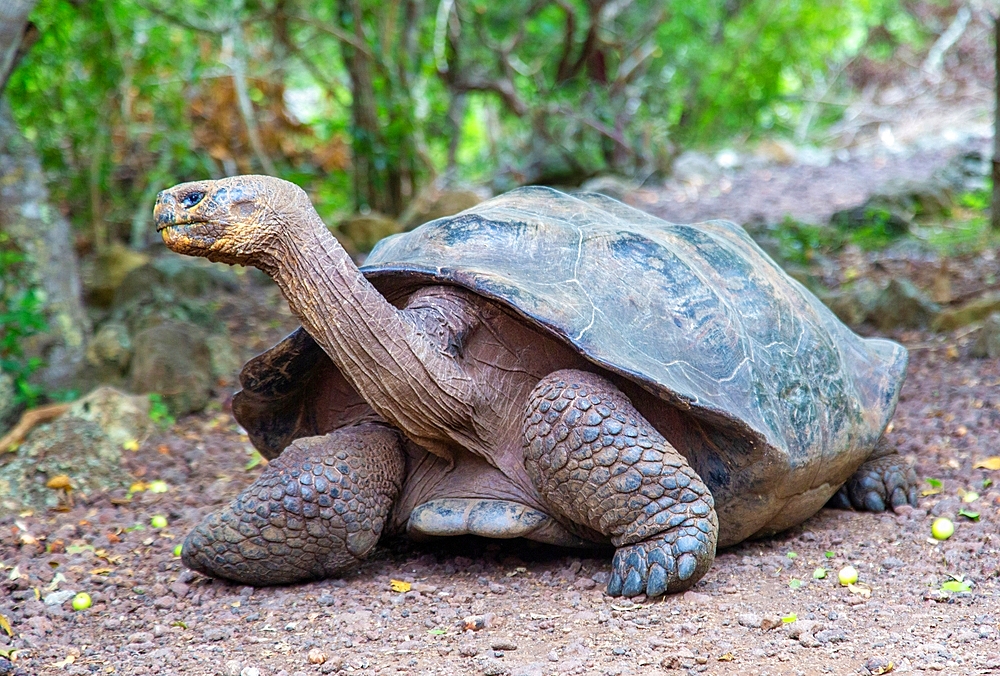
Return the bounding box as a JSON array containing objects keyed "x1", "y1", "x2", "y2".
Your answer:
[
  {"x1": 523, "y1": 370, "x2": 718, "y2": 597},
  {"x1": 182, "y1": 423, "x2": 405, "y2": 585},
  {"x1": 828, "y1": 451, "x2": 918, "y2": 512}
]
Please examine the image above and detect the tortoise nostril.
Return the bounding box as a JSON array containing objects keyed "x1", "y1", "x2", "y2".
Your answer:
[{"x1": 181, "y1": 191, "x2": 205, "y2": 209}]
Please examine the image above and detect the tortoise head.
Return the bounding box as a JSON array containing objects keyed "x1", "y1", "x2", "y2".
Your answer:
[{"x1": 154, "y1": 175, "x2": 314, "y2": 269}]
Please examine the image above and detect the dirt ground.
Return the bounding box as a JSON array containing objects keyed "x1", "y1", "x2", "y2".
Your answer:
[
  {"x1": 4, "y1": 23, "x2": 1000, "y2": 671},
  {"x1": 3, "y1": 140, "x2": 1000, "y2": 676}
]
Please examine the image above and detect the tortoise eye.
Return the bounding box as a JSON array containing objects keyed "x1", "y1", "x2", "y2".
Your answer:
[{"x1": 181, "y1": 191, "x2": 205, "y2": 209}]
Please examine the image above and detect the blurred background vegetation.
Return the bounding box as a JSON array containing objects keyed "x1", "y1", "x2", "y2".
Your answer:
[
  {"x1": 8, "y1": 0, "x2": 923, "y2": 229},
  {"x1": 0, "y1": 0, "x2": 994, "y2": 416}
]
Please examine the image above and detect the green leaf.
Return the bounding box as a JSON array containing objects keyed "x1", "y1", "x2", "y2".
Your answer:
[
  {"x1": 958, "y1": 508, "x2": 980, "y2": 521},
  {"x1": 824, "y1": 551, "x2": 836, "y2": 558},
  {"x1": 781, "y1": 613, "x2": 797, "y2": 623},
  {"x1": 940, "y1": 579, "x2": 973, "y2": 593},
  {"x1": 812, "y1": 567, "x2": 827, "y2": 579},
  {"x1": 788, "y1": 579, "x2": 802, "y2": 589},
  {"x1": 428, "y1": 628, "x2": 447, "y2": 635},
  {"x1": 786, "y1": 551, "x2": 798, "y2": 559},
  {"x1": 245, "y1": 450, "x2": 265, "y2": 471},
  {"x1": 925, "y1": 478, "x2": 942, "y2": 488}
]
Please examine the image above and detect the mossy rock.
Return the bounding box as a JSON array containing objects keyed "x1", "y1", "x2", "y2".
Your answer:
[
  {"x1": 0, "y1": 387, "x2": 150, "y2": 513},
  {"x1": 932, "y1": 293, "x2": 1000, "y2": 332},
  {"x1": 870, "y1": 279, "x2": 940, "y2": 331},
  {"x1": 971, "y1": 313, "x2": 1000, "y2": 359},
  {"x1": 80, "y1": 244, "x2": 150, "y2": 307},
  {"x1": 333, "y1": 213, "x2": 404, "y2": 256}
]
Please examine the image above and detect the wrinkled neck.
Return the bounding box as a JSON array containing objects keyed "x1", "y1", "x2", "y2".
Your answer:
[{"x1": 268, "y1": 214, "x2": 473, "y2": 458}]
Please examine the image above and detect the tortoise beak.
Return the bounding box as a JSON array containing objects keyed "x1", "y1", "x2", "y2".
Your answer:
[{"x1": 153, "y1": 190, "x2": 180, "y2": 233}]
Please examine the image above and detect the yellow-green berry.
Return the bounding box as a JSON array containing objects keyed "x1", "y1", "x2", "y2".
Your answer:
[
  {"x1": 72, "y1": 592, "x2": 92, "y2": 611},
  {"x1": 151, "y1": 515, "x2": 168, "y2": 529},
  {"x1": 931, "y1": 517, "x2": 954, "y2": 540},
  {"x1": 838, "y1": 565, "x2": 858, "y2": 586},
  {"x1": 173, "y1": 544, "x2": 183, "y2": 557}
]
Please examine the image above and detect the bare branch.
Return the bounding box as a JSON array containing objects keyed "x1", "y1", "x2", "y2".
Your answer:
[
  {"x1": 135, "y1": 0, "x2": 226, "y2": 34},
  {"x1": 222, "y1": 27, "x2": 277, "y2": 176}
]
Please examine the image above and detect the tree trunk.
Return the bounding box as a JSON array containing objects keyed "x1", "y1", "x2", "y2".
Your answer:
[
  {"x1": 0, "y1": 1, "x2": 91, "y2": 392},
  {"x1": 992, "y1": 13, "x2": 1000, "y2": 231},
  {"x1": 338, "y1": 0, "x2": 403, "y2": 216}
]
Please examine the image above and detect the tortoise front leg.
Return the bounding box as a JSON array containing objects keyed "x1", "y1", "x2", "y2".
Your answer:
[
  {"x1": 523, "y1": 370, "x2": 718, "y2": 597},
  {"x1": 182, "y1": 423, "x2": 405, "y2": 585}
]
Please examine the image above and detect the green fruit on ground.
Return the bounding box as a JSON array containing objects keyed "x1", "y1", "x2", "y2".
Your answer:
[
  {"x1": 151, "y1": 514, "x2": 168, "y2": 529},
  {"x1": 931, "y1": 517, "x2": 955, "y2": 540},
  {"x1": 72, "y1": 592, "x2": 92, "y2": 611},
  {"x1": 838, "y1": 566, "x2": 858, "y2": 586}
]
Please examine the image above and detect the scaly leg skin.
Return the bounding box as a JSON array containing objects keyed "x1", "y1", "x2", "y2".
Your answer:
[
  {"x1": 182, "y1": 423, "x2": 405, "y2": 585},
  {"x1": 523, "y1": 370, "x2": 718, "y2": 598},
  {"x1": 828, "y1": 452, "x2": 918, "y2": 512}
]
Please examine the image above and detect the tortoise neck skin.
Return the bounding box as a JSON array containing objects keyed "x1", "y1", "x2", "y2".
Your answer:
[{"x1": 154, "y1": 175, "x2": 472, "y2": 458}]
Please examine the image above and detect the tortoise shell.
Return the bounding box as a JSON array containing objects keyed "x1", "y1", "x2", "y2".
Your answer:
[{"x1": 233, "y1": 187, "x2": 907, "y2": 544}]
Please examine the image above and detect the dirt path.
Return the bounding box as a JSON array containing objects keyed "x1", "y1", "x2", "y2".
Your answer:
[{"x1": 2, "y1": 341, "x2": 999, "y2": 676}]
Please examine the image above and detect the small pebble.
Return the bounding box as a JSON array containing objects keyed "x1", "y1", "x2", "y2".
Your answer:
[{"x1": 307, "y1": 648, "x2": 327, "y2": 664}]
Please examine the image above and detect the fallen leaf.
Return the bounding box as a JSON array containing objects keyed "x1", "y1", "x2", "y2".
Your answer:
[
  {"x1": 89, "y1": 568, "x2": 113, "y2": 576},
  {"x1": 122, "y1": 439, "x2": 139, "y2": 451},
  {"x1": 782, "y1": 614, "x2": 797, "y2": 623},
  {"x1": 871, "y1": 662, "x2": 894, "y2": 675},
  {"x1": 847, "y1": 583, "x2": 871, "y2": 599},
  {"x1": 245, "y1": 450, "x2": 266, "y2": 471},
  {"x1": 0, "y1": 612, "x2": 12, "y2": 637},
  {"x1": 46, "y1": 475, "x2": 72, "y2": 490},
  {"x1": 958, "y1": 508, "x2": 980, "y2": 521},
  {"x1": 389, "y1": 579, "x2": 411, "y2": 593},
  {"x1": 718, "y1": 652, "x2": 734, "y2": 662},
  {"x1": 973, "y1": 457, "x2": 1000, "y2": 470},
  {"x1": 52, "y1": 654, "x2": 76, "y2": 668},
  {"x1": 940, "y1": 579, "x2": 973, "y2": 593}
]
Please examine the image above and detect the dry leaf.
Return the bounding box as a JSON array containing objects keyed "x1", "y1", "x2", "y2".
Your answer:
[
  {"x1": 389, "y1": 579, "x2": 411, "y2": 593},
  {"x1": 122, "y1": 439, "x2": 140, "y2": 451},
  {"x1": 872, "y1": 661, "x2": 894, "y2": 675},
  {"x1": 0, "y1": 613, "x2": 12, "y2": 637},
  {"x1": 718, "y1": 652, "x2": 734, "y2": 662},
  {"x1": 973, "y1": 457, "x2": 1000, "y2": 470},
  {"x1": 847, "y1": 583, "x2": 872, "y2": 598}
]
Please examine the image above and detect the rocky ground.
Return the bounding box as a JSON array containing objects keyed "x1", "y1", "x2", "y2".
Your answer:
[
  {"x1": 3, "y1": 11, "x2": 1000, "y2": 673},
  {"x1": 1, "y1": 326, "x2": 999, "y2": 676}
]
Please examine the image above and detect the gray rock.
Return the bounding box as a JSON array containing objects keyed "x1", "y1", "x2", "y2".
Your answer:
[
  {"x1": 814, "y1": 628, "x2": 848, "y2": 644},
  {"x1": 206, "y1": 333, "x2": 241, "y2": 385},
  {"x1": 475, "y1": 656, "x2": 510, "y2": 676},
  {"x1": 971, "y1": 313, "x2": 1000, "y2": 359},
  {"x1": 578, "y1": 175, "x2": 636, "y2": 202},
  {"x1": 672, "y1": 151, "x2": 720, "y2": 185},
  {"x1": 42, "y1": 590, "x2": 76, "y2": 606},
  {"x1": 870, "y1": 279, "x2": 940, "y2": 331},
  {"x1": 0, "y1": 371, "x2": 16, "y2": 429},
  {"x1": 822, "y1": 279, "x2": 880, "y2": 327},
  {"x1": 786, "y1": 620, "x2": 822, "y2": 639},
  {"x1": 129, "y1": 320, "x2": 212, "y2": 416},
  {"x1": 84, "y1": 322, "x2": 132, "y2": 383},
  {"x1": 737, "y1": 613, "x2": 763, "y2": 628}
]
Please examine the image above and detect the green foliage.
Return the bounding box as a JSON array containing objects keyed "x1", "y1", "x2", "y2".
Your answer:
[
  {"x1": 0, "y1": 234, "x2": 47, "y2": 407},
  {"x1": 7, "y1": 0, "x2": 909, "y2": 238},
  {"x1": 147, "y1": 393, "x2": 175, "y2": 429}
]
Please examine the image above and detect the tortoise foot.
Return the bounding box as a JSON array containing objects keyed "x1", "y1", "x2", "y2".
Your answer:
[
  {"x1": 523, "y1": 369, "x2": 718, "y2": 598},
  {"x1": 608, "y1": 523, "x2": 716, "y2": 597},
  {"x1": 182, "y1": 424, "x2": 404, "y2": 585},
  {"x1": 829, "y1": 452, "x2": 917, "y2": 512}
]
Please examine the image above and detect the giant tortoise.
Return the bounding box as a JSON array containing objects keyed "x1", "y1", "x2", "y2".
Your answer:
[{"x1": 153, "y1": 177, "x2": 916, "y2": 597}]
